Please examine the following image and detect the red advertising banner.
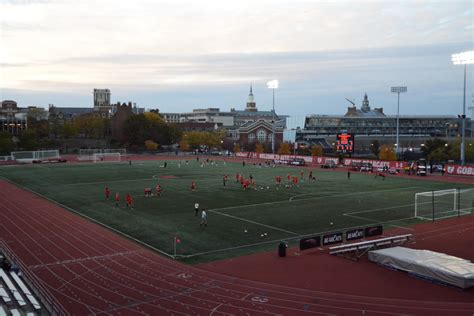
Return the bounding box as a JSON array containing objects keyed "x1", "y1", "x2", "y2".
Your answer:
[
  {"x1": 312, "y1": 156, "x2": 339, "y2": 165},
  {"x1": 343, "y1": 158, "x2": 407, "y2": 169},
  {"x1": 445, "y1": 164, "x2": 474, "y2": 176}
]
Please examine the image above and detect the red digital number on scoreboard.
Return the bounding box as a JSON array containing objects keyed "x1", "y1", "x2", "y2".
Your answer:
[{"x1": 336, "y1": 133, "x2": 354, "y2": 153}]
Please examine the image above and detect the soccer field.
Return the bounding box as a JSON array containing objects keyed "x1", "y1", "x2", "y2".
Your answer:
[{"x1": 0, "y1": 158, "x2": 471, "y2": 262}]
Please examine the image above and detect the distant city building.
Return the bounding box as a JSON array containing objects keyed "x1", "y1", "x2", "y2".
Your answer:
[
  {"x1": 111, "y1": 103, "x2": 136, "y2": 143},
  {"x1": 0, "y1": 100, "x2": 28, "y2": 135},
  {"x1": 162, "y1": 84, "x2": 287, "y2": 131},
  {"x1": 232, "y1": 119, "x2": 284, "y2": 148},
  {"x1": 175, "y1": 122, "x2": 223, "y2": 132},
  {"x1": 48, "y1": 105, "x2": 94, "y2": 123},
  {"x1": 344, "y1": 93, "x2": 385, "y2": 117},
  {"x1": 179, "y1": 108, "x2": 235, "y2": 127},
  {"x1": 296, "y1": 93, "x2": 468, "y2": 152},
  {"x1": 160, "y1": 113, "x2": 181, "y2": 123},
  {"x1": 93, "y1": 89, "x2": 111, "y2": 110}
]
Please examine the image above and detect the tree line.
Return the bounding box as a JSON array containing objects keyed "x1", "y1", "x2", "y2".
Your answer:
[{"x1": 0, "y1": 112, "x2": 470, "y2": 164}]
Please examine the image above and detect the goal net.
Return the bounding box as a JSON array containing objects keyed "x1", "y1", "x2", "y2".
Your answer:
[
  {"x1": 415, "y1": 188, "x2": 473, "y2": 220},
  {"x1": 11, "y1": 150, "x2": 59, "y2": 163},
  {"x1": 78, "y1": 149, "x2": 101, "y2": 161},
  {"x1": 79, "y1": 148, "x2": 126, "y2": 161},
  {"x1": 93, "y1": 152, "x2": 122, "y2": 163}
]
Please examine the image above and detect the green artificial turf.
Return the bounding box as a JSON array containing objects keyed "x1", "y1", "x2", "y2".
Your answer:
[{"x1": 0, "y1": 159, "x2": 471, "y2": 263}]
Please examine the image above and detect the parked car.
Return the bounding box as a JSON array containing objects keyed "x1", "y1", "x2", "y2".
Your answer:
[
  {"x1": 321, "y1": 161, "x2": 336, "y2": 168},
  {"x1": 33, "y1": 157, "x2": 67, "y2": 163},
  {"x1": 388, "y1": 168, "x2": 399, "y2": 174},
  {"x1": 289, "y1": 158, "x2": 305, "y2": 166}
]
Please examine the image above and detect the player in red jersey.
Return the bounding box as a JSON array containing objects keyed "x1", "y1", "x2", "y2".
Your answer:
[
  {"x1": 191, "y1": 181, "x2": 196, "y2": 191},
  {"x1": 115, "y1": 192, "x2": 120, "y2": 207},
  {"x1": 126, "y1": 194, "x2": 133, "y2": 208},
  {"x1": 287, "y1": 173, "x2": 291, "y2": 183},
  {"x1": 293, "y1": 176, "x2": 299, "y2": 187},
  {"x1": 156, "y1": 184, "x2": 162, "y2": 196},
  {"x1": 276, "y1": 176, "x2": 282, "y2": 186},
  {"x1": 235, "y1": 173, "x2": 240, "y2": 183},
  {"x1": 104, "y1": 186, "x2": 110, "y2": 199}
]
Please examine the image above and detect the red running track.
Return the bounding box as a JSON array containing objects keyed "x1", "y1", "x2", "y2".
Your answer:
[{"x1": 0, "y1": 180, "x2": 473, "y2": 315}]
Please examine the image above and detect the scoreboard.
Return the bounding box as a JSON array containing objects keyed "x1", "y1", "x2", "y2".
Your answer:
[{"x1": 336, "y1": 132, "x2": 355, "y2": 153}]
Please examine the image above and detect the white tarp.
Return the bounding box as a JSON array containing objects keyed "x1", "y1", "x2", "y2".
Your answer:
[{"x1": 368, "y1": 247, "x2": 474, "y2": 289}]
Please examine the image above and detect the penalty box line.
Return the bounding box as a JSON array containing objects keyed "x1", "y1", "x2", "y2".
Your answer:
[
  {"x1": 207, "y1": 209, "x2": 300, "y2": 236},
  {"x1": 343, "y1": 202, "x2": 418, "y2": 223},
  {"x1": 343, "y1": 213, "x2": 417, "y2": 231}
]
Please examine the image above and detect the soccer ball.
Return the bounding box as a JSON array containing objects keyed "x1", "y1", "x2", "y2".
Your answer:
[
  {"x1": 267, "y1": 186, "x2": 270, "y2": 189},
  {"x1": 264, "y1": 233, "x2": 267, "y2": 236},
  {"x1": 330, "y1": 222, "x2": 334, "y2": 225},
  {"x1": 260, "y1": 234, "x2": 264, "y2": 238},
  {"x1": 244, "y1": 229, "x2": 248, "y2": 233}
]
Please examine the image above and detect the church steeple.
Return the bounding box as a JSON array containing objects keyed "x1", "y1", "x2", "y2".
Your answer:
[
  {"x1": 245, "y1": 83, "x2": 257, "y2": 112},
  {"x1": 361, "y1": 92, "x2": 370, "y2": 112},
  {"x1": 247, "y1": 83, "x2": 254, "y2": 102}
]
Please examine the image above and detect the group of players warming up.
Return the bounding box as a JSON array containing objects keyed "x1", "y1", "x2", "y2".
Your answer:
[{"x1": 102, "y1": 159, "x2": 324, "y2": 225}]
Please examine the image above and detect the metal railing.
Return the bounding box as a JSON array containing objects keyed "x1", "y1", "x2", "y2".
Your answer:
[{"x1": 0, "y1": 240, "x2": 67, "y2": 315}]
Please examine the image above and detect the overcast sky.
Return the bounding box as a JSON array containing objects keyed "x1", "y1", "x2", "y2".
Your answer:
[{"x1": 0, "y1": 0, "x2": 472, "y2": 118}]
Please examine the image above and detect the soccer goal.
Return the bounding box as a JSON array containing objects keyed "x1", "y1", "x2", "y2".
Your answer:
[
  {"x1": 79, "y1": 148, "x2": 126, "y2": 161},
  {"x1": 415, "y1": 188, "x2": 473, "y2": 220},
  {"x1": 11, "y1": 150, "x2": 59, "y2": 163},
  {"x1": 103, "y1": 148, "x2": 127, "y2": 156},
  {"x1": 78, "y1": 149, "x2": 101, "y2": 161},
  {"x1": 93, "y1": 152, "x2": 122, "y2": 163}
]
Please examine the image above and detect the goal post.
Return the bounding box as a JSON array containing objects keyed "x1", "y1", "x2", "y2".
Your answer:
[
  {"x1": 93, "y1": 152, "x2": 122, "y2": 163},
  {"x1": 415, "y1": 188, "x2": 473, "y2": 220},
  {"x1": 11, "y1": 150, "x2": 60, "y2": 163},
  {"x1": 458, "y1": 188, "x2": 474, "y2": 215},
  {"x1": 78, "y1": 148, "x2": 126, "y2": 161}
]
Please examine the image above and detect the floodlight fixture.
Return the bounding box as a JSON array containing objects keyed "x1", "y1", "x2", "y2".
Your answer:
[
  {"x1": 267, "y1": 80, "x2": 279, "y2": 153},
  {"x1": 451, "y1": 51, "x2": 474, "y2": 65},
  {"x1": 391, "y1": 86, "x2": 408, "y2": 157},
  {"x1": 267, "y1": 80, "x2": 279, "y2": 89}
]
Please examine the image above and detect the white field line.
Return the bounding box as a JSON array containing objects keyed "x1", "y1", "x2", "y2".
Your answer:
[
  {"x1": 343, "y1": 212, "x2": 417, "y2": 225},
  {"x1": 343, "y1": 202, "x2": 428, "y2": 216},
  {"x1": 0, "y1": 177, "x2": 175, "y2": 259},
  {"x1": 65, "y1": 177, "x2": 153, "y2": 186},
  {"x1": 289, "y1": 191, "x2": 341, "y2": 202},
  {"x1": 388, "y1": 225, "x2": 415, "y2": 231},
  {"x1": 208, "y1": 209, "x2": 300, "y2": 235},
  {"x1": 343, "y1": 213, "x2": 376, "y2": 222},
  {"x1": 180, "y1": 215, "x2": 420, "y2": 259},
  {"x1": 211, "y1": 186, "x2": 421, "y2": 213}
]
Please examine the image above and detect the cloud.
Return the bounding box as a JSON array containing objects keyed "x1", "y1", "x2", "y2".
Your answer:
[{"x1": 0, "y1": 0, "x2": 472, "y2": 116}]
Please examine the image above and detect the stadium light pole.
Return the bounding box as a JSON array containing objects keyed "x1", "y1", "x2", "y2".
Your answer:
[
  {"x1": 452, "y1": 51, "x2": 474, "y2": 166},
  {"x1": 391, "y1": 86, "x2": 407, "y2": 158},
  {"x1": 267, "y1": 80, "x2": 279, "y2": 154}
]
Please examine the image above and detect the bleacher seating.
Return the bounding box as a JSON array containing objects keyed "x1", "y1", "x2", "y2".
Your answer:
[
  {"x1": 0, "y1": 265, "x2": 44, "y2": 315},
  {"x1": 0, "y1": 304, "x2": 7, "y2": 316},
  {"x1": 329, "y1": 234, "x2": 413, "y2": 261},
  {"x1": 10, "y1": 271, "x2": 41, "y2": 310},
  {"x1": 10, "y1": 309, "x2": 20, "y2": 316}
]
